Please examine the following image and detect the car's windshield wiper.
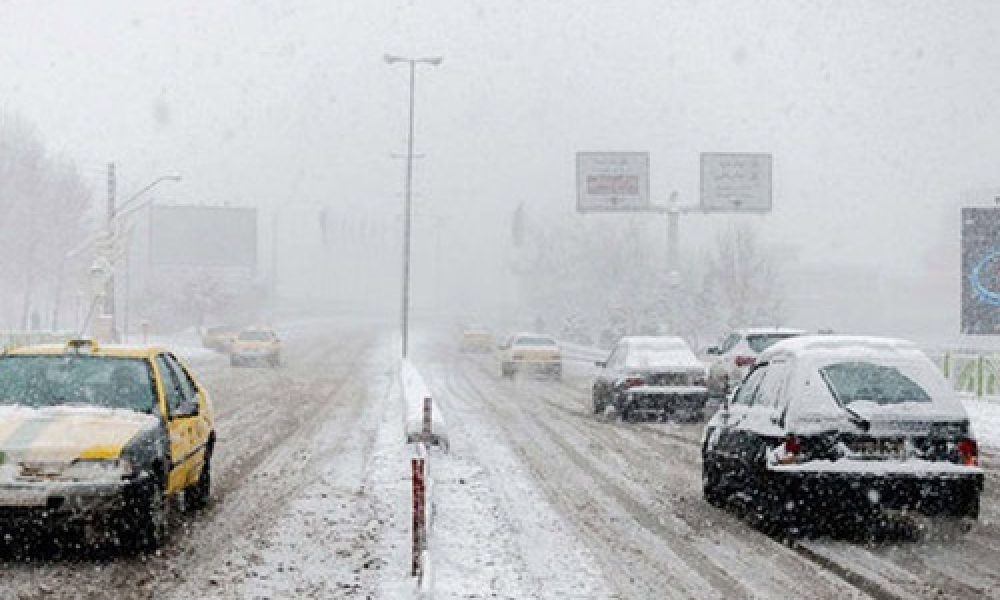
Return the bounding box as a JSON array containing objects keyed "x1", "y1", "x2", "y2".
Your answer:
[{"x1": 842, "y1": 404, "x2": 870, "y2": 432}]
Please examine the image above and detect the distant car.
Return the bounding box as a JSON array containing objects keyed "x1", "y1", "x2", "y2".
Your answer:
[
  {"x1": 230, "y1": 327, "x2": 282, "y2": 367},
  {"x1": 460, "y1": 325, "x2": 494, "y2": 353},
  {"x1": 592, "y1": 336, "x2": 708, "y2": 422},
  {"x1": 705, "y1": 327, "x2": 806, "y2": 397},
  {"x1": 201, "y1": 325, "x2": 238, "y2": 352},
  {"x1": 499, "y1": 333, "x2": 561, "y2": 379},
  {"x1": 702, "y1": 336, "x2": 983, "y2": 534},
  {"x1": 0, "y1": 339, "x2": 215, "y2": 551}
]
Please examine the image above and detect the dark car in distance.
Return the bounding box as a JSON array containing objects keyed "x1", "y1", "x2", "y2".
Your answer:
[{"x1": 592, "y1": 336, "x2": 709, "y2": 422}]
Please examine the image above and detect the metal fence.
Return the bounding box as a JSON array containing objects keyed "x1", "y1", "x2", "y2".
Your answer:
[{"x1": 928, "y1": 352, "x2": 1000, "y2": 398}]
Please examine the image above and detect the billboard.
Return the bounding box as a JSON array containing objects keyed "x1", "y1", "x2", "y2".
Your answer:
[
  {"x1": 576, "y1": 152, "x2": 650, "y2": 212},
  {"x1": 700, "y1": 153, "x2": 772, "y2": 213},
  {"x1": 149, "y1": 206, "x2": 257, "y2": 269},
  {"x1": 962, "y1": 207, "x2": 1000, "y2": 334}
]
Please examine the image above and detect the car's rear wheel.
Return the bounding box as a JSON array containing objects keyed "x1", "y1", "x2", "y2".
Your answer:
[
  {"x1": 702, "y1": 456, "x2": 726, "y2": 507},
  {"x1": 592, "y1": 390, "x2": 605, "y2": 414},
  {"x1": 620, "y1": 400, "x2": 638, "y2": 422}
]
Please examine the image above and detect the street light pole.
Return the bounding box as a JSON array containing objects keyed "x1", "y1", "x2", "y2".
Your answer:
[
  {"x1": 102, "y1": 168, "x2": 182, "y2": 341},
  {"x1": 385, "y1": 54, "x2": 442, "y2": 359}
]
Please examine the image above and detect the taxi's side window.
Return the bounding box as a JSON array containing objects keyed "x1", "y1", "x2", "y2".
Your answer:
[
  {"x1": 155, "y1": 354, "x2": 186, "y2": 417},
  {"x1": 166, "y1": 354, "x2": 198, "y2": 401}
]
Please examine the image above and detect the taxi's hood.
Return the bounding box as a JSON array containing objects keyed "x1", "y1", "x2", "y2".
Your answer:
[{"x1": 0, "y1": 405, "x2": 159, "y2": 465}]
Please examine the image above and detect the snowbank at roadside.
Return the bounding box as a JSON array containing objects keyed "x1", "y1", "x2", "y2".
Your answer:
[{"x1": 402, "y1": 359, "x2": 448, "y2": 447}]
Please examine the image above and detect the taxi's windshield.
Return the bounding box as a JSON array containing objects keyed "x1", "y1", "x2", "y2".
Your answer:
[
  {"x1": 514, "y1": 336, "x2": 557, "y2": 347},
  {"x1": 0, "y1": 355, "x2": 156, "y2": 413}
]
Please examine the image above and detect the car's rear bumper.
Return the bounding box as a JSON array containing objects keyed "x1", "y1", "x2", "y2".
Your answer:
[
  {"x1": 509, "y1": 360, "x2": 561, "y2": 373},
  {"x1": 231, "y1": 351, "x2": 278, "y2": 364},
  {"x1": 624, "y1": 387, "x2": 708, "y2": 414},
  {"x1": 765, "y1": 466, "x2": 983, "y2": 516}
]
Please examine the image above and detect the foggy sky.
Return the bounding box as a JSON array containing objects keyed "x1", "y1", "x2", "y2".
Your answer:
[{"x1": 0, "y1": 1, "x2": 998, "y2": 340}]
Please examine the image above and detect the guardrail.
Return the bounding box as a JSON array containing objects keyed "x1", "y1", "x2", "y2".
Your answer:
[
  {"x1": 928, "y1": 352, "x2": 1000, "y2": 398},
  {"x1": 558, "y1": 341, "x2": 608, "y2": 364}
]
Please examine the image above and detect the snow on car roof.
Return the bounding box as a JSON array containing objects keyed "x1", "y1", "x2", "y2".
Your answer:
[
  {"x1": 736, "y1": 327, "x2": 808, "y2": 336},
  {"x1": 620, "y1": 336, "x2": 704, "y2": 370},
  {"x1": 758, "y1": 335, "x2": 919, "y2": 362}
]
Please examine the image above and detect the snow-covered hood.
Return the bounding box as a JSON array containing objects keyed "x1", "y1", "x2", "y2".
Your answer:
[{"x1": 0, "y1": 405, "x2": 159, "y2": 465}]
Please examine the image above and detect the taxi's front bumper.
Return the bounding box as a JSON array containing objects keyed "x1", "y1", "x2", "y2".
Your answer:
[{"x1": 0, "y1": 476, "x2": 147, "y2": 528}]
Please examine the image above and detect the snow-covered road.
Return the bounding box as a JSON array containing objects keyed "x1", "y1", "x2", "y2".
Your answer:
[{"x1": 3, "y1": 325, "x2": 1000, "y2": 599}]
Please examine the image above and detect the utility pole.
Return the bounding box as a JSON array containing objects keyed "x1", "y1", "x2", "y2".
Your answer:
[
  {"x1": 105, "y1": 162, "x2": 117, "y2": 339},
  {"x1": 385, "y1": 54, "x2": 442, "y2": 358}
]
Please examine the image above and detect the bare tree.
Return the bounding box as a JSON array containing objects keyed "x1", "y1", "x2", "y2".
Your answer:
[
  {"x1": 0, "y1": 113, "x2": 93, "y2": 330},
  {"x1": 700, "y1": 223, "x2": 786, "y2": 333}
]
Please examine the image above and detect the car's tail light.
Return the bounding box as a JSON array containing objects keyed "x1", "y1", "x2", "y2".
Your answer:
[
  {"x1": 734, "y1": 355, "x2": 755, "y2": 367},
  {"x1": 623, "y1": 376, "x2": 645, "y2": 389},
  {"x1": 958, "y1": 438, "x2": 978, "y2": 466},
  {"x1": 776, "y1": 435, "x2": 803, "y2": 465}
]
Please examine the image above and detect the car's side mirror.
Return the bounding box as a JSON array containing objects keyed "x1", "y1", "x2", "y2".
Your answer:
[
  {"x1": 595, "y1": 360, "x2": 606, "y2": 368},
  {"x1": 706, "y1": 346, "x2": 721, "y2": 356}
]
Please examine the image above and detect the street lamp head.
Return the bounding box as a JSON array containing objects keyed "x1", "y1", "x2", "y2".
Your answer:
[
  {"x1": 164, "y1": 174, "x2": 182, "y2": 182},
  {"x1": 384, "y1": 54, "x2": 443, "y2": 67}
]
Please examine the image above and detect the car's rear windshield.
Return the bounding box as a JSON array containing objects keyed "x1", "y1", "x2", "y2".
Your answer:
[
  {"x1": 819, "y1": 360, "x2": 932, "y2": 406},
  {"x1": 514, "y1": 336, "x2": 556, "y2": 346},
  {"x1": 626, "y1": 342, "x2": 696, "y2": 368},
  {"x1": 746, "y1": 333, "x2": 799, "y2": 353},
  {"x1": 0, "y1": 355, "x2": 156, "y2": 413},
  {"x1": 239, "y1": 331, "x2": 274, "y2": 341}
]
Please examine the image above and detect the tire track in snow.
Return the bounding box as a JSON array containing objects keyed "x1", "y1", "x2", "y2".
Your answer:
[{"x1": 436, "y1": 353, "x2": 867, "y2": 599}]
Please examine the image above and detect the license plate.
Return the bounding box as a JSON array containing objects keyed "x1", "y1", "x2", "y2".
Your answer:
[
  {"x1": 0, "y1": 488, "x2": 48, "y2": 507},
  {"x1": 848, "y1": 438, "x2": 904, "y2": 458}
]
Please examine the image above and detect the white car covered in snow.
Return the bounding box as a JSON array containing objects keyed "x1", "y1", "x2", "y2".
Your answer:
[
  {"x1": 702, "y1": 335, "x2": 983, "y2": 534},
  {"x1": 705, "y1": 327, "x2": 806, "y2": 397}
]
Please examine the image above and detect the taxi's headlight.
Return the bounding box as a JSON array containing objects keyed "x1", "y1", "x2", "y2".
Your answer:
[{"x1": 63, "y1": 459, "x2": 135, "y2": 481}]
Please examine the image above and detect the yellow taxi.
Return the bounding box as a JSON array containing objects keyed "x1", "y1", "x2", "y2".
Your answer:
[
  {"x1": 229, "y1": 327, "x2": 282, "y2": 367},
  {"x1": 499, "y1": 332, "x2": 562, "y2": 379},
  {"x1": 0, "y1": 339, "x2": 215, "y2": 551}
]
